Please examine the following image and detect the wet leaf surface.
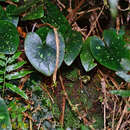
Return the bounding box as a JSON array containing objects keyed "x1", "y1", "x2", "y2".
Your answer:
[
  {"x1": 22, "y1": 5, "x2": 44, "y2": 21},
  {"x1": 64, "y1": 31, "x2": 83, "y2": 66},
  {"x1": 0, "y1": 20, "x2": 19, "y2": 54},
  {"x1": 80, "y1": 37, "x2": 97, "y2": 72},
  {"x1": 42, "y1": 0, "x2": 71, "y2": 37},
  {"x1": 7, "y1": 52, "x2": 22, "y2": 64},
  {"x1": 6, "y1": 61, "x2": 26, "y2": 72},
  {"x1": 5, "y1": 83, "x2": 28, "y2": 100},
  {"x1": 36, "y1": 26, "x2": 51, "y2": 45},
  {"x1": 9, "y1": 0, "x2": 42, "y2": 16},
  {"x1": 24, "y1": 31, "x2": 65, "y2": 76},
  {"x1": 5, "y1": 70, "x2": 32, "y2": 80},
  {"x1": 116, "y1": 71, "x2": 130, "y2": 82},
  {"x1": 90, "y1": 29, "x2": 130, "y2": 71}
]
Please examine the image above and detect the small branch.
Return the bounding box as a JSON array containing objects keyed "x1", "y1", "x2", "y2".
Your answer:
[
  {"x1": 5, "y1": 0, "x2": 17, "y2": 6},
  {"x1": 53, "y1": 28, "x2": 60, "y2": 83},
  {"x1": 112, "y1": 101, "x2": 117, "y2": 130},
  {"x1": 66, "y1": 0, "x2": 85, "y2": 23},
  {"x1": 59, "y1": 74, "x2": 88, "y2": 124},
  {"x1": 59, "y1": 96, "x2": 66, "y2": 126},
  {"x1": 40, "y1": 84, "x2": 54, "y2": 104},
  {"x1": 85, "y1": 5, "x2": 105, "y2": 40},
  {"x1": 29, "y1": 119, "x2": 33, "y2": 130},
  {"x1": 32, "y1": 23, "x2": 37, "y2": 32},
  {"x1": 23, "y1": 112, "x2": 35, "y2": 122},
  {"x1": 116, "y1": 97, "x2": 130, "y2": 130},
  {"x1": 35, "y1": 23, "x2": 60, "y2": 83},
  {"x1": 101, "y1": 78, "x2": 107, "y2": 130},
  {"x1": 57, "y1": 0, "x2": 66, "y2": 9}
]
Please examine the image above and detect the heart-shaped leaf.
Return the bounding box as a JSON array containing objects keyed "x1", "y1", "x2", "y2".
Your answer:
[
  {"x1": 64, "y1": 31, "x2": 83, "y2": 66},
  {"x1": 0, "y1": 97, "x2": 12, "y2": 130},
  {"x1": 24, "y1": 31, "x2": 65, "y2": 76},
  {"x1": 90, "y1": 29, "x2": 129, "y2": 71},
  {"x1": 0, "y1": 20, "x2": 19, "y2": 54},
  {"x1": 80, "y1": 37, "x2": 97, "y2": 72},
  {"x1": 36, "y1": 26, "x2": 51, "y2": 45}
]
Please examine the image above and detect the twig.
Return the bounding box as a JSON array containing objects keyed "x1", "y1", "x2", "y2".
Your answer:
[
  {"x1": 29, "y1": 119, "x2": 33, "y2": 130},
  {"x1": 66, "y1": 0, "x2": 85, "y2": 23},
  {"x1": 101, "y1": 78, "x2": 107, "y2": 130},
  {"x1": 116, "y1": 97, "x2": 130, "y2": 130},
  {"x1": 116, "y1": 16, "x2": 120, "y2": 33},
  {"x1": 109, "y1": 77, "x2": 120, "y2": 90},
  {"x1": 32, "y1": 23, "x2": 37, "y2": 32},
  {"x1": 85, "y1": 5, "x2": 105, "y2": 40},
  {"x1": 120, "y1": 120, "x2": 130, "y2": 130},
  {"x1": 35, "y1": 23, "x2": 60, "y2": 83},
  {"x1": 59, "y1": 96, "x2": 66, "y2": 126},
  {"x1": 53, "y1": 28, "x2": 60, "y2": 83},
  {"x1": 76, "y1": 7, "x2": 101, "y2": 21},
  {"x1": 59, "y1": 74, "x2": 88, "y2": 124},
  {"x1": 23, "y1": 112, "x2": 35, "y2": 122},
  {"x1": 5, "y1": 0, "x2": 17, "y2": 6},
  {"x1": 57, "y1": 0, "x2": 66, "y2": 9},
  {"x1": 40, "y1": 84, "x2": 54, "y2": 104},
  {"x1": 112, "y1": 101, "x2": 117, "y2": 130}
]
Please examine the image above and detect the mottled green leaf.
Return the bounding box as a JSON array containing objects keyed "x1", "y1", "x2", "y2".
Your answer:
[
  {"x1": 5, "y1": 83, "x2": 28, "y2": 100},
  {"x1": 7, "y1": 52, "x2": 22, "y2": 64},
  {"x1": 22, "y1": 5, "x2": 44, "y2": 21},
  {"x1": 5, "y1": 5, "x2": 19, "y2": 27},
  {"x1": 6, "y1": 61, "x2": 26, "y2": 72},
  {"x1": 90, "y1": 29, "x2": 129, "y2": 71},
  {"x1": 0, "y1": 5, "x2": 19, "y2": 27},
  {"x1": 110, "y1": 90, "x2": 130, "y2": 97},
  {"x1": 9, "y1": 0, "x2": 42, "y2": 16},
  {"x1": 0, "y1": 97, "x2": 12, "y2": 130},
  {"x1": 116, "y1": 71, "x2": 130, "y2": 82},
  {"x1": 80, "y1": 37, "x2": 97, "y2": 72},
  {"x1": 0, "y1": 20, "x2": 19, "y2": 54},
  {"x1": 0, "y1": 5, "x2": 7, "y2": 20},
  {"x1": 5, "y1": 70, "x2": 32, "y2": 80},
  {"x1": 24, "y1": 31, "x2": 65, "y2": 76},
  {"x1": 36, "y1": 26, "x2": 51, "y2": 45},
  {"x1": 120, "y1": 58, "x2": 130, "y2": 71},
  {"x1": 42, "y1": 0, "x2": 71, "y2": 37},
  {"x1": 64, "y1": 31, "x2": 83, "y2": 66}
]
